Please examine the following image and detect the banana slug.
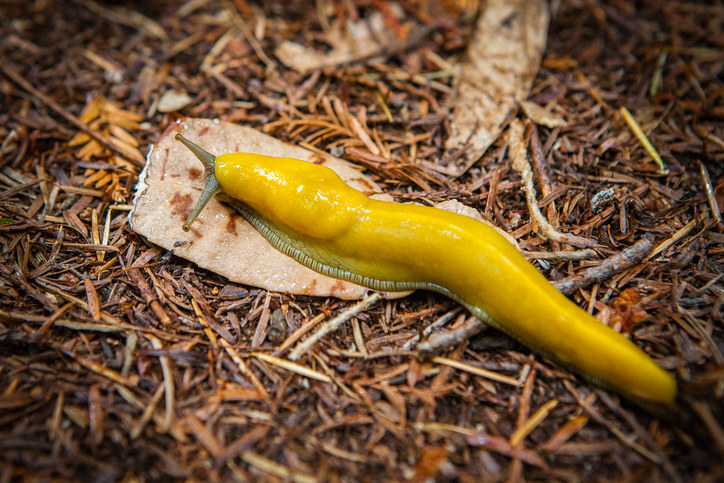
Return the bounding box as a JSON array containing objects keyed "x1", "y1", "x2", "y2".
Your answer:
[{"x1": 175, "y1": 134, "x2": 677, "y2": 414}]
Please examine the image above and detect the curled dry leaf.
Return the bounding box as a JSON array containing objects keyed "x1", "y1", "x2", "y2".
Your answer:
[
  {"x1": 444, "y1": 0, "x2": 549, "y2": 175},
  {"x1": 130, "y1": 118, "x2": 400, "y2": 299},
  {"x1": 275, "y1": 3, "x2": 422, "y2": 74}
]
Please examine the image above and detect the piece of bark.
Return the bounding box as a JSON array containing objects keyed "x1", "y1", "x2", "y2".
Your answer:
[
  {"x1": 130, "y1": 118, "x2": 397, "y2": 299},
  {"x1": 443, "y1": 0, "x2": 549, "y2": 175}
]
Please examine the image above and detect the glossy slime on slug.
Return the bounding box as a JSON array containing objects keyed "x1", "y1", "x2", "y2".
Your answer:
[{"x1": 175, "y1": 134, "x2": 677, "y2": 414}]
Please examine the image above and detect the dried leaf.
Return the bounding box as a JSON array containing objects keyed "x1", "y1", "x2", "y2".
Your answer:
[
  {"x1": 130, "y1": 118, "x2": 398, "y2": 299},
  {"x1": 444, "y1": 0, "x2": 549, "y2": 175},
  {"x1": 275, "y1": 3, "x2": 423, "y2": 74},
  {"x1": 157, "y1": 89, "x2": 193, "y2": 113},
  {"x1": 610, "y1": 287, "x2": 650, "y2": 333},
  {"x1": 520, "y1": 100, "x2": 567, "y2": 128}
]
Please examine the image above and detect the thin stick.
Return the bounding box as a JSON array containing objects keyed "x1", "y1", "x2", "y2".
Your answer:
[
  {"x1": 252, "y1": 352, "x2": 332, "y2": 383},
  {"x1": 146, "y1": 334, "x2": 174, "y2": 433},
  {"x1": 402, "y1": 308, "x2": 462, "y2": 350},
  {"x1": 415, "y1": 315, "x2": 486, "y2": 356},
  {"x1": 288, "y1": 292, "x2": 383, "y2": 361},
  {"x1": 553, "y1": 239, "x2": 653, "y2": 296},
  {"x1": 508, "y1": 120, "x2": 599, "y2": 249},
  {"x1": 698, "y1": 160, "x2": 721, "y2": 223},
  {"x1": 432, "y1": 356, "x2": 521, "y2": 386},
  {"x1": 647, "y1": 219, "x2": 697, "y2": 260},
  {"x1": 524, "y1": 249, "x2": 597, "y2": 261}
]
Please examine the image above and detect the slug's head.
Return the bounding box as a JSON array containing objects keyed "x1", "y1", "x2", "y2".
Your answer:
[{"x1": 175, "y1": 134, "x2": 222, "y2": 231}]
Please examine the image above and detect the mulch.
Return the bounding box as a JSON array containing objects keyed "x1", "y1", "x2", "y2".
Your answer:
[{"x1": 1, "y1": 1, "x2": 722, "y2": 481}]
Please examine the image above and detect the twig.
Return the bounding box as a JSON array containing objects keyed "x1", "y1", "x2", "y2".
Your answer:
[
  {"x1": 508, "y1": 120, "x2": 599, "y2": 249},
  {"x1": 288, "y1": 292, "x2": 383, "y2": 360},
  {"x1": 698, "y1": 160, "x2": 722, "y2": 223},
  {"x1": 510, "y1": 398, "x2": 559, "y2": 446},
  {"x1": 78, "y1": 0, "x2": 167, "y2": 40},
  {"x1": 432, "y1": 356, "x2": 521, "y2": 386},
  {"x1": 529, "y1": 123, "x2": 560, "y2": 251},
  {"x1": 145, "y1": 334, "x2": 175, "y2": 433},
  {"x1": 647, "y1": 218, "x2": 698, "y2": 260},
  {"x1": 553, "y1": 239, "x2": 653, "y2": 296},
  {"x1": 252, "y1": 352, "x2": 332, "y2": 383},
  {"x1": 524, "y1": 249, "x2": 597, "y2": 261},
  {"x1": 220, "y1": 338, "x2": 271, "y2": 403},
  {"x1": 402, "y1": 307, "x2": 462, "y2": 350},
  {"x1": 416, "y1": 315, "x2": 486, "y2": 356},
  {"x1": 239, "y1": 451, "x2": 316, "y2": 483}
]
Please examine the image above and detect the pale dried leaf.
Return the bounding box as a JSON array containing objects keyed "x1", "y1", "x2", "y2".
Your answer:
[
  {"x1": 444, "y1": 0, "x2": 549, "y2": 175},
  {"x1": 130, "y1": 118, "x2": 401, "y2": 299},
  {"x1": 275, "y1": 3, "x2": 418, "y2": 74},
  {"x1": 157, "y1": 90, "x2": 193, "y2": 113},
  {"x1": 520, "y1": 100, "x2": 567, "y2": 128}
]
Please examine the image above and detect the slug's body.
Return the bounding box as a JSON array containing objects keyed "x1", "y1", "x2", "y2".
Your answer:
[{"x1": 176, "y1": 134, "x2": 677, "y2": 413}]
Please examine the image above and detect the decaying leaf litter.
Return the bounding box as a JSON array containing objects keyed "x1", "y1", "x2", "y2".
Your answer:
[{"x1": 1, "y1": 0, "x2": 723, "y2": 481}]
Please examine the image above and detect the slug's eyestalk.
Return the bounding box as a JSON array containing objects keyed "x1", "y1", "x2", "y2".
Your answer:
[{"x1": 175, "y1": 134, "x2": 222, "y2": 231}]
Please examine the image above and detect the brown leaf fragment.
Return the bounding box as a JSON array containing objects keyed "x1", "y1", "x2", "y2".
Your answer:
[
  {"x1": 610, "y1": 287, "x2": 651, "y2": 334},
  {"x1": 411, "y1": 446, "x2": 451, "y2": 481},
  {"x1": 444, "y1": 0, "x2": 549, "y2": 175},
  {"x1": 84, "y1": 277, "x2": 101, "y2": 320}
]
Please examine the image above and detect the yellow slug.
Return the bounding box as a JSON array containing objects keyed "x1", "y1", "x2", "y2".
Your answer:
[{"x1": 175, "y1": 134, "x2": 677, "y2": 414}]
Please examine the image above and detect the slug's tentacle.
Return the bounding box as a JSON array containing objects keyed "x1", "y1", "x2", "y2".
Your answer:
[
  {"x1": 175, "y1": 134, "x2": 222, "y2": 231},
  {"x1": 177, "y1": 136, "x2": 678, "y2": 416}
]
